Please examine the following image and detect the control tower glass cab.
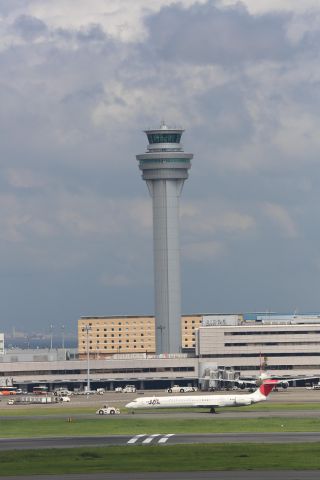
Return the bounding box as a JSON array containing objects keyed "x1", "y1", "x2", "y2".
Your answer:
[{"x1": 136, "y1": 122, "x2": 193, "y2": 354}]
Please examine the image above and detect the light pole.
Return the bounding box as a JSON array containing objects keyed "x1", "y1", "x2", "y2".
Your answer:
[
  {"x1": 61, "y1": 325, "x2": 65, "y2": 350},
  {"x1": 83, "y1": 325, "x2": 92, "y2": 392},
  {"x1": 61, "y1": 325, "x2": 66, "y2": 360},
  {"x1": 50, "y1": 324, "x2": 54, "y2": 350}
]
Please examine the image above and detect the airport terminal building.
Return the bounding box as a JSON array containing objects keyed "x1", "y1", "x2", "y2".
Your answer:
[{"x1": 1, "y1": 314, "x2": 320, "y2": 390}]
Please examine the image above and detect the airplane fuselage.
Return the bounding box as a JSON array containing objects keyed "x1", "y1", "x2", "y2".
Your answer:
[
  {"x1": 125, "y1": 381, "x2": 278, "y2": 410},
  {"x1": 126, "y1": 392, "x2": 259, "y2": 410}
]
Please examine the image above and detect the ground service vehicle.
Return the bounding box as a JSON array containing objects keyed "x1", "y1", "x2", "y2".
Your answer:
[
  {"x1": 55, "y1": 396, "x2": 71, "y2": 402},
  {"x1": 96, "y1": 406, "x2": 120, "y2": 415},
  {"x1": 115, "y1": 385, "x2": 136, "y2": 393},
  {"x1": 166, "y1": 385, "x2": 197, "y2": 393},
  {"x1": 0, "y1": 386, "x2": 17, "y2": 396},
  {"x1": 306, "y1": 383, "x2": 320, "y2": 390},
  {"x1": 123, "y1": 385, "x2": 136, "y2": 393},
  {"x1": 54, "y1": 389, "x2": 72, "y2": 396},
  {"x1": 33, "y1": 386, "x2": 48, "y2": 395}
]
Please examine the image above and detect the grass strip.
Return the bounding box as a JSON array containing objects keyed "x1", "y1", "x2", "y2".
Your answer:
[
  {"x1": 1, "y1": 416, "x2": 320, "y2": 437},
  {"x1": 1, "y1": 443, "x2": 320, "y2": 475},
  {"x1": 1, "y1": 402, "x2": 320, "y2": 417}
]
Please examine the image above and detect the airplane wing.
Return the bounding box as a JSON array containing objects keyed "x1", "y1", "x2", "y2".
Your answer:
[
  {"x1": 220, "y1": 375, "x2": 320, "y2": 389},
  {"x1": 269, "y1": 375, "x2": 320, "y2": 386}
]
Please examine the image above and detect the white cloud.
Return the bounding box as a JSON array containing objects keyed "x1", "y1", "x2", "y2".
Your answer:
[
  {"x1": 182, "y1": 202, "x2": 255, "y2": 235},
  {"x1": 182, "y1": 240, "x2": 224, "y2": 262},
  {"x1": 5, "y1": 168, "x2": 49, "y2": 189},
  {"x1": 100, "y1": 272, "x2": 134, "y2": 287},
  {"x1": 262, "y1": 202, "x2": 298, "y2": 238}
]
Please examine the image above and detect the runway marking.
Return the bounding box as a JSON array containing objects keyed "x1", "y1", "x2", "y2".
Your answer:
[
  {"x1": 127, "y1": 433, "x2": 175, "y2": 445},
  {"x1": 142, "y1": 434, "x2": 161, "y2": 444},
  {"x1": 127, "y1": 434, "x2": 146, "y2": 444},
  {"x1": 158, "y1": 434, "x2": 175, "y2": 444}
]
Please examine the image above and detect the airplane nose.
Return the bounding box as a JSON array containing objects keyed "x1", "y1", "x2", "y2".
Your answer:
[{"x1": 125, "y1": 402, "x2": 134, "y2": 408}]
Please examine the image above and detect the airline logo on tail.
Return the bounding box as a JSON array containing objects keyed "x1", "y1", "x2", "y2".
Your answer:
[{"x1": 259, "y1": 379, "x2": 279, "y2": 397}]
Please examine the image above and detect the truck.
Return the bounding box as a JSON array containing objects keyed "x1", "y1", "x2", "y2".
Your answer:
[
  {"x1": 96, "y1": 406, "x2": 120, "y2": 415},
  {"x1": 166, "y1": 385, "x2": 198, "y2": 393}
]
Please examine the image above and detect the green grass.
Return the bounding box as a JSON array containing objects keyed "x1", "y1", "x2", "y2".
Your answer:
[
  {"x1": 1, "y1": 416, "x2": 320, "y2": 437},
  {"x1": 1, "y1": 402, "x2": 320, "y2": 417},
  {"x1": 0, "y1": 405, "x2": 96, "y2": 416},
  {"x1": 2, "y1": 443, "x2": 320, "y2": 475}
]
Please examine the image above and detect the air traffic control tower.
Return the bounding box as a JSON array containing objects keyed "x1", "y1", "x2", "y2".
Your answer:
[{"x1": 136, "y1": 122, "x2": 193, "y2": 354}]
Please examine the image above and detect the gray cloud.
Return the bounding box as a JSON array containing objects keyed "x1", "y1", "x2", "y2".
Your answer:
[
  {"x1": 0, "y1": 1, "x2": 320, "y2": 333},
  {"x1": 144, "y1": 2, "x2": 294, "y2": 65},
  {"x1": 13, "y1": 14, "x2": 47, "y2": 39}
]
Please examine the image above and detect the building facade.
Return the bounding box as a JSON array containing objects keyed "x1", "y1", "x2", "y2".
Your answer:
[
  {"x1": 0, "y1": 355, "x2": 200, "y2": 391},
  {"x1": 196, "y1": 322, "x2": 320, "y2": 376},
  {"x1": 78, "y1": 316, "x2": 156, "y2": 357},
  {"x1": 78, "y1": 314, "x2": 245, "y2": 357}
]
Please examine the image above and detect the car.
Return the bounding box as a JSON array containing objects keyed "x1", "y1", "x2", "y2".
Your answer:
[
  {"x1": 7, "y1": 399, "x2": 15, "y2": 405},
  {"x1": 166, "y1": 385, "x2": 198, "y2": 393},
  {"x1": 122, "y1": 385, "x2": 136, "y2": 393},
  {"x1": 96, "y1": 406, "x2": 120, "y2": 415}
]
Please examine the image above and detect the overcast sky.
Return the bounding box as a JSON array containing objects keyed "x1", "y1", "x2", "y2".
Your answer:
[{"x1": 1, "y1": 0, "x2": 320, "y2": 334}]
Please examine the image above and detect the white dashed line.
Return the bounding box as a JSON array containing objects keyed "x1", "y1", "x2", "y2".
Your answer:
[
  {"x1": 142, "y1": 434, "x2": 161, "y2": 444},
  {"x1": 127, "y1": 434, "x2": 146, "y2": 444},
  {"x1": 158, "y1": 434, "x2": 175, "y2": 444}
]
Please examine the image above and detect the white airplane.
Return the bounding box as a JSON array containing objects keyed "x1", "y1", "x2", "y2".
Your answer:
[
  {"x1": 125, "y1": 379, "x2": 278, "y2": 414},
  {"x1": 232, "y1": 372, "x2": 320, "y2": 390}
]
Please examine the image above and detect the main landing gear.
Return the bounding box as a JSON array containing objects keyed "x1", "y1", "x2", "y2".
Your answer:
[{"x1": 210, "y1": 407, "x2": 216, "y2": 414}]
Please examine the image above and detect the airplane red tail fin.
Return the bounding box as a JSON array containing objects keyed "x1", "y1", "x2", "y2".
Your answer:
[{"x1": 259, "y1": 379, "x2": 278, "y2": 397}]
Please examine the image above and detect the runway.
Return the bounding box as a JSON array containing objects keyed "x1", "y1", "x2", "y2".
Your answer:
[{"x1": 1, "y1": 431, "x2": 320, "y2": 451}]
